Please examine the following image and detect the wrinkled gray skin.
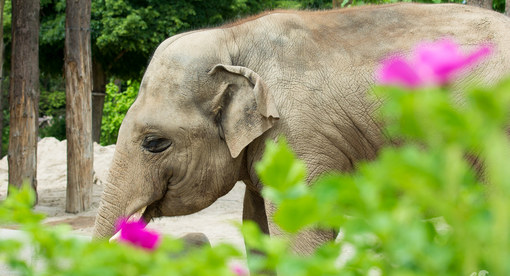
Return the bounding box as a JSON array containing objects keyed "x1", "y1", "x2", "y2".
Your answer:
[{"x1": 94, "y1": 3, "x2": 510, "y2": 254}]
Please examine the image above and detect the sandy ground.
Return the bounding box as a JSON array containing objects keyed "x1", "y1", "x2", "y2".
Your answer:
[{"x1": 0, "y1": 137, "x2": 246, "y2": 251}]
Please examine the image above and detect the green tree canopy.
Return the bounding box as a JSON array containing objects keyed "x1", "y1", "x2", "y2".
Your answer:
[
  {"x1": 1, "y1": 0, "x2": 338, "y2": 81},
  {"x1": 1, "y1": 0, "x2": 275, "y2": 80}
]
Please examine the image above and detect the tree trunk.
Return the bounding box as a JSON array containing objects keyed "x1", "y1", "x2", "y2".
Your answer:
[
  {"x1": 0, "y1": 0, "x2": 5, "y2": 157},
  {"x1": 92, "y1": 59, "x2": 106, "y2": 144},
  {"x1": 65, "y1": 0, "x2": 93, "y2": 213},
  {"x1": 8, "y1": 0, "x2": 40, "y2": 197},
  {"x1": 506, "y1": 0, "x2": 509, "y2": 16},
  {"x1": 466, "y1": 0, "x2": 493, "y2": 10}
]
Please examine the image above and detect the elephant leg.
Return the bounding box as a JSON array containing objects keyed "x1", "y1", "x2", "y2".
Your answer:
[
  {"x1": 242, "y1": 184, "x2": 269, "y2": 234},
  {"x1": 243, "y1": 184, "x2": 276, "y2": 275},
  {"x1": 264, "y1": 200, "x2": 335, "y2": 255}
]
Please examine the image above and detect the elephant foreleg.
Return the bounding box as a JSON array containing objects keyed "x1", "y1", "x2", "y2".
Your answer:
[
  {"x1": 264, "y1": 200, "x2": 336, "y2": 255},
  {"x1": 242, "y1": 183, "x2": 270, "y2": 234}
]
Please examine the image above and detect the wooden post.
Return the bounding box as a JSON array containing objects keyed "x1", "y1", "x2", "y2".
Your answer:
[
  {"x1": 0, "y1": 0, "x2": 5, "y2": 157},
  {"x1": 8, "y1": 0, "x2": 40, "y2": 197},
  {"x1": 92, "y1": 59, "x2": 106, "y2": 144},
  {"x1": 65, "y1": 0, "x2": 93, "y2": 213}
]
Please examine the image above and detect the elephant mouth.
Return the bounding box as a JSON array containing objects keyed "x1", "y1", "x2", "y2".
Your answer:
[
  {"x1": 109, "y1": 205, "x2": 148, "y2": 242},
  {"x1": 142, "y1": 198, "x2": 165, "y2": 222},
  {"x1": 110, "y1": 180, "x2": 172, "y2": 242},
  {"x1": 143, "y1": 181, "x2": 172, "y2": 222}
]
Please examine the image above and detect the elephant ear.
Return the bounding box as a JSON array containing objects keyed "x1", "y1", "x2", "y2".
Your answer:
[{"x1": 208, "y1": 64, "x2": 279, "y2": 158}]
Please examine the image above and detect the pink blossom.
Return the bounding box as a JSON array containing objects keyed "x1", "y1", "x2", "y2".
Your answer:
[
  {"x1": 229, "y1": 261, "x2": 248, "y2": 276},
  {"x1": 376, "y1": 38, "x2": 492, "y2": 88},
  {"x1": 115, "y1": 218, "x2": 161, "y2": 251}
]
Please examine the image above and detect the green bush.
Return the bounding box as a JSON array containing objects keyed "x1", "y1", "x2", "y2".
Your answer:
[
  {"x1": 30, "y1": 81, "x2": 139, "y2": 144},
  {"x1": 100, "y1": 80, "x2": 139, "y2": 145},
  {"x1": 249, "y1": 77, "x2": 510, "y2": 275},
  {"x1": 38, "y1": 116, "x2": 66, "y2": 141},
  {"x1": 38, "y1": 90, "x2": 67, "y2": 140},
  {"x1": 39, "y1": 90, "x2": 66, "y2": 119},
  {"x1": 0, "y1": 185, "x2": 243, "y2": 276}
]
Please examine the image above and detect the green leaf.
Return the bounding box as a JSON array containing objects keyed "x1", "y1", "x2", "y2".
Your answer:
[
  {"x1": 256, "y1": 138, "x2": 308, "y2": 204},
  {"x1": 273, "y1": 195, "x2": 319, "y2": 233}
]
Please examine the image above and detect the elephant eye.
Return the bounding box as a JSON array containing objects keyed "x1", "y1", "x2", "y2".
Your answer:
[{"x1": 142, "y1": 137, "x2": 172, "y2": 153}]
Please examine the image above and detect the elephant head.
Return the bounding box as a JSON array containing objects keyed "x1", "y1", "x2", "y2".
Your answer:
[{"x1": 93, "y1": 30, "x2": 279, "y2": 238}]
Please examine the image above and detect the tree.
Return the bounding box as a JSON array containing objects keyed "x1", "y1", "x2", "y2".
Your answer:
[
  {"x1": 92, "y1": 59, "x2": 105, "y2": 143},
  {"x1": 8, "y1": 0, "x2": 40, "y2": 196},
  {"x1": 65, "y1": 0, "x2": 93, "y2": 213}
]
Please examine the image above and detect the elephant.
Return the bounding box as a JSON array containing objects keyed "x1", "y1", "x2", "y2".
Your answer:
[{"x1": 93, "y1": 3, "x2": 510, "y2": 254}]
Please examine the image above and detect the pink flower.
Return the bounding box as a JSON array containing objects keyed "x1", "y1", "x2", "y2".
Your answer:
[
  {"x1": 229, "y1": 261, "x2": 248, "y2": 276},
  {"x1": 115, "y1": 218, "x2": 161, "y2": 251},
  {"x1": 376, "y1": 38, "x2": 492, "y2": 88}
]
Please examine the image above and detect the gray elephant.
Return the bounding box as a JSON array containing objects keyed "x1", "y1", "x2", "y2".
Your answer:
[{"x1": 94, "y1": 3, "x2": 510, "y2": 254}]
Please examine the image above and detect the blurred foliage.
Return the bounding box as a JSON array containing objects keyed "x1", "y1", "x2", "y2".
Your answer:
[
  {"x1": 0, "y1": 185, "x2": 243, "y2": 276},
  {"x1": 100, "y1": 80, "x2": 139, "y2": 145},
  {"x1": 39, "y1": 90, "x2": 65, "y2": 118},
  {"x1": 38, "y1": 116, "x2": 66, "y2": 141},
  {"x1": 250, "y1": 77, "x2": 510, "y2": 275}
]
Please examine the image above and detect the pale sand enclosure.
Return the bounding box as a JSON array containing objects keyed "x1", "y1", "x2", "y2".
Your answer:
[{"x1": 0, "y1": 137, "x2": 246, "y2": 252}]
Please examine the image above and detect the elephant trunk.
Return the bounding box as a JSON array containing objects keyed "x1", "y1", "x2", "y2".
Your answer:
[
  {"x1": 93, "y1": 148, "x2": 149, "y2": 239},
  {"x1": 93, "y1": 180, "x2": 125, "y2": 238}
]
